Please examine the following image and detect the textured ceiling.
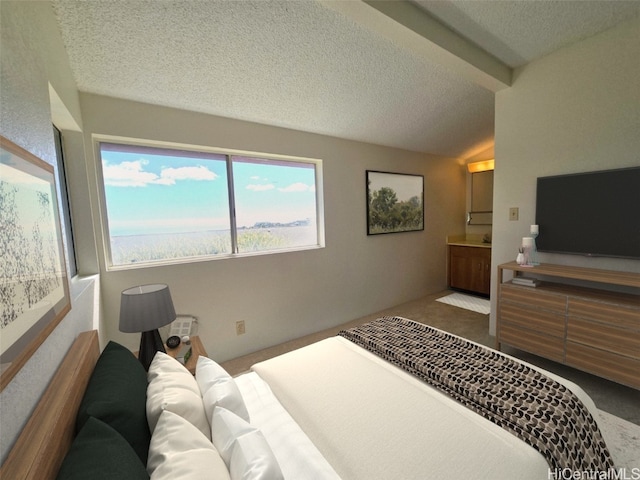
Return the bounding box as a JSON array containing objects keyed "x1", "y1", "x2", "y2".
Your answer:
[
  {"x1": 52, "y1": 0, "x2": 639, "y2": 158},
  {"x1": 413, "y1": 0, "x2": 640, "y2": 68}
]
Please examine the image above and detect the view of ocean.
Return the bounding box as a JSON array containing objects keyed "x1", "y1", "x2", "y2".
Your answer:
[{"x1": 110, "y1": 225, "x2": 317, "y2": 265}]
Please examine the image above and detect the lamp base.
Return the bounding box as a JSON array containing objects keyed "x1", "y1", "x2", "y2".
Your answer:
[{"x1": 139, "y1": 329, "x2": 166, "y2": 371}]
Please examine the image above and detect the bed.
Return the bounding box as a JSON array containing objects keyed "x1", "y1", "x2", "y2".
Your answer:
[{"x1": 0, "y1": 317, "x2": 615, "y2": 479}]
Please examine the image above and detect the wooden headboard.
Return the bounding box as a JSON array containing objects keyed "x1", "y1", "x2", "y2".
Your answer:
[{"x1": 0, "y1": 330, "x2": 100, "y2": 479}]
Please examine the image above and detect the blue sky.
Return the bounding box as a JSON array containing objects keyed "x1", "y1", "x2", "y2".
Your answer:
[{"x1": 101, "y1": 149, "x2": 316, "y2": 236}]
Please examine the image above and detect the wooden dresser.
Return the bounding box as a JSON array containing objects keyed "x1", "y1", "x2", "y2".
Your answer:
[{"x1": 496, "y1": 262, "x2": 640, "y2": 389}]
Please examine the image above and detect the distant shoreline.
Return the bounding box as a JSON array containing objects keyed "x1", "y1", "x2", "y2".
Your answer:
[
  {"x1": 109, "y1": 225, "x2": 317, "y2": 265},
  {"x1": 111, "y1": 219, "x2": 312, "y2": 238}
]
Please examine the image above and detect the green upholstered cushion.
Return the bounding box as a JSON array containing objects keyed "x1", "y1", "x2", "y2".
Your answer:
[
  {"x1": 57, "y1": 417, "x2": 149, "y2": 479},
  {"x1": 76, "y1": 341, "x2": 151, "y2": 463}
]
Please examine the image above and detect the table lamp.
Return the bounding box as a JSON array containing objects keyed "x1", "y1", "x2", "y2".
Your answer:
[{"x1": 119, "y1": 284, "x2": 176, "y2": 371}]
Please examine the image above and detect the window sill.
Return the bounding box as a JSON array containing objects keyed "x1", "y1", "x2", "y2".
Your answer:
[{"x1": 105, "y1": 243, "x2": 325, "y2": 271}]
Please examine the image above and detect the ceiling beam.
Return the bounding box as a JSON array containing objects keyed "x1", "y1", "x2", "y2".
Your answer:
[
  {"x1": 320, "y1": 0, "x2": 511, "y2": 92},
  {"x1": 49, "y1": 84, "x2": 82, "y2": 132}
]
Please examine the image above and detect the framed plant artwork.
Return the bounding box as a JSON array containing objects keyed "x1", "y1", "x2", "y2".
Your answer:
[
  {"x1": 366, "y1": 170, "x2": 424, "y2": 235},
  {"x1": 0, "y1": 135, "x2": 71, "y2": 391}
]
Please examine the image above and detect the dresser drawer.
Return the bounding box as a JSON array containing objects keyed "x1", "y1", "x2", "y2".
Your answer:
[
  {"x1": 500, "y1": 284, "x2": 567, "y2": 313},
  {"x1": 567, "y1": 317, "x2": 640, "y2": 360},
  {"x1": 496, "y1": 262, "x2": 640, "y2": 389},
  {"x1": 500, "y1": 303, "x2": 565, "y2": 337},
  {"x1": 568, "y1": 297, "x2": 640, "y2": 329},
  {"x1": 566, "y1": 342, "x2": 640, "y2": 389},
  {"x1": 499, "y1": 323, "x2": 564, "y2": 363}
]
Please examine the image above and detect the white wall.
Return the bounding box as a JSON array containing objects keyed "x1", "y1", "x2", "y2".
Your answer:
[
  {"x1": 491, "y1": 17, "x2": 640, "y2": 334},
  {"x1": 79, "y1": 93, "x2": 466, "y2": 362},
  {"x1": 0, "y1": 1, "x2": 99, "y2": 462}
]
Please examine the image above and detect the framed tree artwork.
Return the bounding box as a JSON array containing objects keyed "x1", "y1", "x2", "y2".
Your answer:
[
  {"x1": 0, "y1": 135, "x2": 71, "y2": 391},
  {"x1": 366, "y1": 170, "x2": 424, "y2": 235}
]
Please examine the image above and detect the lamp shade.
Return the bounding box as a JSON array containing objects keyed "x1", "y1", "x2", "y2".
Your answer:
[{"x1": 119, "y1": 284, "x2": 176, "y2": 333}]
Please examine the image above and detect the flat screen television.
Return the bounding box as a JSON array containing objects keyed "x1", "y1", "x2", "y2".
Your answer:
[{"x1": 535, "y1": 166, "x2": 640, "y2": 259}]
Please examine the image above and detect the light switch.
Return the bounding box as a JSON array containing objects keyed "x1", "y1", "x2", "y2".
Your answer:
[{"x1": 509, "y1": 207, "x2": 519, "y2": 221}]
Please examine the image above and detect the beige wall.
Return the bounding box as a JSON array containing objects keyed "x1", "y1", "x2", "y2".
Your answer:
[
  {"x1": 491, "y1": 17, "x2": 640, "y2": 334},
  {"x1": 79, "y1": 93, "x2": 465, "y2": 362},
  {"x1": 0, "y1": 1, "x2": 98, "y2": 462}
]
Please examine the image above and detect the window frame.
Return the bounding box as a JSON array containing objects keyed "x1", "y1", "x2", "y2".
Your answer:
[
  {"x1": 93, "y1": 135, "x2": 324, "y2": 270},
  {"x1": 53, "y1": 125, "x2": 78, "y2": 277}
]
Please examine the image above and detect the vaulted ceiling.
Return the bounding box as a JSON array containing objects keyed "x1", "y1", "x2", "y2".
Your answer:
[{"x1": 52, "y1": 0, "x2": 639, "y2": 158}]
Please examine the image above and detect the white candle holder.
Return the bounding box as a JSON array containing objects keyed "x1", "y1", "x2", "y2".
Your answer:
[{"x1": 528, "y1": 225, "x2": 540, "y2": 266}]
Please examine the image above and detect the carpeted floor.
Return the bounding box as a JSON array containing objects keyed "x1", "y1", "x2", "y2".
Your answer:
[{"x1": 221, "y1": 290, "x2": 639, "y2": 426}]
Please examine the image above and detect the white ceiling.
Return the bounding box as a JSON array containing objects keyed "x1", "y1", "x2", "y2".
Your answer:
[{"x1": 52, "y1": 0, "x2": 639, "y2": 158}]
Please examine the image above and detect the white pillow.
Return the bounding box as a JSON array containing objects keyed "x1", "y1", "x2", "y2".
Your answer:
[
  {"x1": 196, "y1": 356, "x2": 250, "y2": 423},
  {"x1": 211, "y1": 407, "x2": 283, "y2": 480},
  {"x1": 148, "y1": 352, "x2": 200, "y2": 395},
  {"x1": 148, "y1": 410, "x2": 230, "y2": 480},
  {"x1": 196, "y1": 355, "x2": 231, "y2": 391},
  {"x1": 147, "y1": 352, "x2": 210, "y2": 439}
]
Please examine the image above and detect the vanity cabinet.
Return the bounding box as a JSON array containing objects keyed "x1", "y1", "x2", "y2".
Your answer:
[
  {"x1": 496, "y1": 262, "x2": 640, "y2": 389},
  {"x1": 448, "y1": 245, "x2": 491, "y2": 296}
]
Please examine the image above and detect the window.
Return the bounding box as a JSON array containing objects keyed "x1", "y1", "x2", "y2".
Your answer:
[
  {"x1": 53, "y1": 126, "x2": 77, "y2": 276},
  {"x1": 97, "y1": 139, "x2": 323, "y2": 268}
]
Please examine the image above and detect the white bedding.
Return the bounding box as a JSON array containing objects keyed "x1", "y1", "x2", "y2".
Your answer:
[
  {"x1": 234, "y1": 371, "x2": 341, "y2": 480},
  {"x1": 249, "y1": 334, "x2": 607, "y2": 480}
]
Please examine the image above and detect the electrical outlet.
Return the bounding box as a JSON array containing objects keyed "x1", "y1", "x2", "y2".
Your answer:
[
  {"x1": 509, "y1": 207, "x2": 519, "y2": 221},
  {"x1": 236, "y1": 320, "x2": 246, "y2": 335}
]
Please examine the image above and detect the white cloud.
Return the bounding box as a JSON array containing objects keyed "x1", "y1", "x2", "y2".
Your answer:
[
  {"x1": 155, "y1": 166, "x2": 218, "y2": 185},
  {"x1": 246, "y1": 183, "x2": 275, "y2": 191},
  {"x1": 278, "y1": 182, "x2": 315, "y2": 193},
  {"x1": 103, "y1": 160, "x2": 217, "y2": 187},
  {"x1": 244, "y1": 182, "x2": 314, "y2": 193},
  {"x1": 103, "y1": 160, "x2": 158, "y2": 187}
]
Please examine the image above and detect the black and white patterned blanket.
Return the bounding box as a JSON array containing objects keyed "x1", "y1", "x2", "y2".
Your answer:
[{"x1": 339, "y1": 316, "x2": 613, "y2": 472}]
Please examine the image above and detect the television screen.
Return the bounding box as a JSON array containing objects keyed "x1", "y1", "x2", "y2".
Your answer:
[{"x1": 535, "y1": 166, "x2": 640, "y2": 259}]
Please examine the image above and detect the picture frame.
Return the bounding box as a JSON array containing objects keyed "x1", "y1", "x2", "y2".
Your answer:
[
  {"x1": 366, "y1": 170, "x2": 424, "y2": 235},
  {"x1": 0, "y1": 135, "x2": 71, "y2": 391}
]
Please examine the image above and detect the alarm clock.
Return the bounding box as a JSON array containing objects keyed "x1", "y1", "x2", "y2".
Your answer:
[{"x1": 166, "y1": 335, "x2": 181, "y2": 349}]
